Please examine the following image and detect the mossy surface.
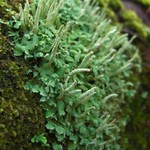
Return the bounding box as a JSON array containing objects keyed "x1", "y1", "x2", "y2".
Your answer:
[
  {"x1": 120, "y1": 9, "x2": 149, "y2": 38},
  {"x1": 98, "y1": 0, "x2": 123, "y2": 22},
  {"x1": 98, "y1": 0, "x2": 150, "y2": 149},
  {"x1": 0, "y1": 1, "x2": 47, "y2": 149},
  {"x1": 10, "y1": 0, "x2": 141, "y2": 149},
  {"x1": 99, "y1": 0, "x2": 150, "y2": 39},
  {"x1": 123, "y1": 40, "x2": 150, "y2": 150},
  {"x1": 139, "y1": 0, "x2": 150, "y2": 6}
]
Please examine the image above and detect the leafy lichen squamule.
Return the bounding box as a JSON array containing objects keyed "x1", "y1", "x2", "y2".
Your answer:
[{"x1": 2, "y1": 0, "x2": 141, "y2": 149}]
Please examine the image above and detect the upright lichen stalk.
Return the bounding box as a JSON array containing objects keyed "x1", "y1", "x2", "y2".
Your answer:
[{"x1": 12, "y1": 0, "x2": 140, "y2": 149}]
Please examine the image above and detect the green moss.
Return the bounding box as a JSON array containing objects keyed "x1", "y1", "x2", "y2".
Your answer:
[
  {"x1": 98, "y1": 0, "x2": 123, "y2": 21},
  {"x1": 139, "y1": 0, "x2": 150, "y2": 6},
  {"x1": 109, "y1": 0, "x2": 123, "y2": 10},
  {"x1": 120, "y1": 9, "x2": 149, "y2": 38},
  {"x1": 0, "y1": 1, "x2": 47, "y2": 149},
  {"x1": 0, "y1": 1, "x2": 16, "y2": 20},
  {"x1": 104, "y1": 8, "x2": 118, "y2": 21},
  {"x1": 99, "y1": 0, "x2": 150, "y2": 40},
  {"x1": 121, "y1": 91, "x2": 150, "y2": 150},
  {"x1": 98, "y1": 0, "x2": 123, "y2": 9},
  {"x1": 121, "y1": 9, "x2": 142, "y2": 22}
]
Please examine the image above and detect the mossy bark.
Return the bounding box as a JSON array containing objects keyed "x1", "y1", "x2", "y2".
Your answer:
[{"x1": 0, "y1": 1, "x2": 47, "y2": 149}]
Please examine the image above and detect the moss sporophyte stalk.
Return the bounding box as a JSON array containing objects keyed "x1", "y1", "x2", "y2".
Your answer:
[{"x1": 9, "y1": 0, "x2": 140, "y2": 149}]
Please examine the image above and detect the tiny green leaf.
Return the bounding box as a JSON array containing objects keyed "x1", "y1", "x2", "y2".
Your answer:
[
  {"x1": 52, "y1": 143, "x2": 63, "y2": 150},
  {"x1": 45, "y1": 109, "x2": 54, "y2": 118},
  {"x1": 58, "y1": 101, "x2": 65, "y2": 116},
  {"x1": 56, "y1": 126, "x2": 65, "y2": 134},
  {"x1": 45, "y1": 121, "x2": 55, "y2": 130}
]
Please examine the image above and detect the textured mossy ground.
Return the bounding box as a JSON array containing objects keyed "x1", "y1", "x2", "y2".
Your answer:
[
  {"x1": 98, "y1": 0, "x2": 150, "y2": 149},
  {"x1": 0, "y1": 1, "x2": 47, "y2": 149}
]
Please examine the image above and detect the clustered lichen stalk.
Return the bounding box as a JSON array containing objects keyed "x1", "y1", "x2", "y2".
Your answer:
[{"x1": 12, "y1": 0, "x2": 140, "y2": 149}]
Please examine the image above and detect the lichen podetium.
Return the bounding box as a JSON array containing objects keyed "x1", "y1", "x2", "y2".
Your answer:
[{"x1": 3, "y1": 0, "x2": 141, "y2": 149}]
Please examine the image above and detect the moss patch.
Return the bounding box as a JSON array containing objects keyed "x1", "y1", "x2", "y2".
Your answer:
[
  {"x1": 0, "y1": 1, "x2": 47, "y2": 149},
  {"x1": 139, "y1": 0, "x2": 150, "y2": 6},
  {"x1": 120, "y1": 9, "x2": 149, "y2": 38}
]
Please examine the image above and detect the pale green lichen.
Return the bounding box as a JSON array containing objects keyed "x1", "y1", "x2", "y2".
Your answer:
[
  {"x1": 11, "y1": 0, "x2": 140, "y2": 149},
  {"x1": 97, "y1": 0, "x2": 150, "y2": 149}
]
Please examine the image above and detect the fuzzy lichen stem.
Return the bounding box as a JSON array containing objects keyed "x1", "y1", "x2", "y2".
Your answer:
[
  {"x1": 116, "y1": 36, "x2": 136, "y2": 55},
  {"x1": 47, "y1": 36, "x2": 60, "y2": 67},
  {"x1": 102, "y1": 94, "x2": 118, "y2": 103},
  {"x1": 79, "y1": 87, "x2": 97, "y2": 99},
  {"x1": 112, "y1": 51, "x2": 138, "y2": 76},
  {"x1": 46, "y1": 0, "x2": 64, "y2": 27},
  {"x1": 33, "y1": 0, "x2": 44, "y2": 33},
  {"x1": 78, "y1": 51, "x2": 94, "y2": 68},
  {"x1": 19, "y1": 4, "x2": 25, "y2": 30},
  {"x1": 24, "y1": 0, "x2": 30, "y2": 27},
  {"x1": 77, "y1": 106, "x2": 96, "y2": 118},
  {"x1": 76, "y1": 91, "x2": 96, "y2": 106},
  {"x1": 96, "y1": 49, "x2": 116, "y2": 65},
  {"x1": 64, "y1": 82, "x2": 77, "y2": 92},
  {"x1": 65, "y1": 68, "x2": 90, "y2": 85},
  {"x1": 68, "y1": 89, "x2": 82, "y2": 95}
]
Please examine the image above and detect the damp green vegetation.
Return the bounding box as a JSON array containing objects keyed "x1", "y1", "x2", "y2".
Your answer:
[
  {"x1": 138, "y1": 0, "x2": 150, "y2": 6},
  {"x1": 98, "y1": 0, "x2": 123, "y2": 22},
  {"x1": 98, "y1": 0, "x2": 150, "y2": 149},
  {"x1": 120, "y1": 9, "x2": 150, "y2": 39},
  {"x1": 98, "y1": 0, "x2": 123, "y2": 10},
  {"x1": 99, "y1": 0, "x2": 150, "y2": 39},
  {"x1": 4, "y1": 0, "x2": 141, "y2": 149},
  {"x1": 0, "y1": 1, "x2": 47, "y2": 149},
  {"x1": 124, "y1": 93, "x2": 150, "y2": 150}
]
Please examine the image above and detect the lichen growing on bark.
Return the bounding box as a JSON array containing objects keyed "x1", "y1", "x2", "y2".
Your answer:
[
  {"x1": 11, "y1": 0, "x2": 140, "y2": 149},
  {"x1": 98, "y1": 0, "x2": 150, "y2": 149}
]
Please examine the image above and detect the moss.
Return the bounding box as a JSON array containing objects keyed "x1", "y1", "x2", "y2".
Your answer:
[
  {"x1": 120, "y1": 9, "x2": 149, "y2": 38},
  {"x1": 99, "y1": 0, "x2": 150, "y2": 40},
  {"x1": 139, "y1": 0, "x2": 150, "y2": 6},
  {"x1": 98, "y1": 0, "x2": 123, "y2": 9},
  {"x1": 98, "y1": 0, "x2": 123, "y2": 21},
  {"x1": 0, "y1": 1, "x2": 47, "y2": 149},
  {"x1": 109, "y1": 0, "x2": 123, "y2": 10},
  {"x1": 121, "y1": 9, "x2": 142, "y2": 22},
  {"x1": 121, "y1": 89, "x2": 150, "y2": 150}
]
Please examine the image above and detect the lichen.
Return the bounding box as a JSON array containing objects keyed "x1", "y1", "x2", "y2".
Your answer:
[
  {"x1": 11, "y1": 0, "x2": 140, "y2": 149},
  {"x1": 97, "y1": 0, "x2": 150, "y2": 149}
]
